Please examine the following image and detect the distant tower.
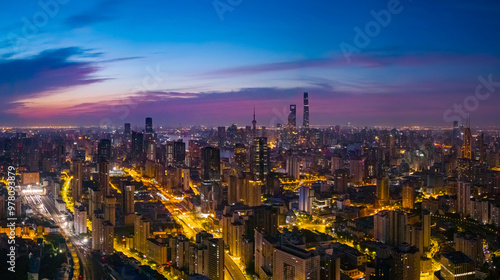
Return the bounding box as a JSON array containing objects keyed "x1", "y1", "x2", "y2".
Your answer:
[
  {"x1": 288, "y1": 105, "x2": 297, "y2": 128},
  {"x1": 303, "y1": 92, "x2": 309, "y2": 128},
  {"x1": 461, "y1": 115, "x2": 472, "y2": 159},
  {"x1": 145, "y1": 117, "x2": 153, "y2": 134},
  {"x1": 252, "y1": 107, "x2": 257, "y2": 137}
]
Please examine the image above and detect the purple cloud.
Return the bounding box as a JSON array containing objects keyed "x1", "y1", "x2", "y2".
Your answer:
[{"x1": 0, "y1": 47, "x2": 107, "y2": 99}]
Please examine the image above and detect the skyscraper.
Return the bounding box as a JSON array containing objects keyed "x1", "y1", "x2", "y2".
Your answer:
[
  {"x1": 251, "y1": 137, "x2": 269, "y2": 182},
  {"x1": 298, "y1": 185, "x2": 314, "y2": 214},
  {"x1": 303, "y1": 92, "x2": 309, "y2": 128},
  {"x1": 440, "y1": 251, "x2": 476, "y2": 280},
  {"x1": 124, "y1": 123, "x2": 131, "y2": 138},
  {"x1": 457, "y1": 180, "x2": 471, "y2": 215},
  {"x1": 71, "y1": 159, "x2": 83, "y2": 203},
  {"x1": 98, "y1": 139, "x2": 111, "y2": 161},
  {"x1": 402, "y1": 183, "x2": 415, "y2": 209},
  {"x1": 461, "y1": 118, "x2": 472, "y2": 159},
  {"x1": 145, "y1": 117, "x2": 153, "y2": 133},
  {"x1": 99, "y1": 159, "x2": 110, "y2": 196},
  {"x1": 288, "y1": 105, "x2": 296, "y2": 128},
  {"x1": 376, "y1": 175, "x2": 390, "y2": 206},
  {"x1": 201, "y1": 147, "x2": 221, "y2": 181},
  {"x1": 131, "y1": 131, "x2": 144, "y2": 160}
]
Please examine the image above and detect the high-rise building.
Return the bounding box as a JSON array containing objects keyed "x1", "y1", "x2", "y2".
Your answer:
[
  {"x1": 303, "y1": 92, "x2": 309, "y2": 128},
  {"x1": 286, "y1": 152, "x2": 300, "y2": 180},
  {"x1": 298, "y1": 186, "x2": 314, "y2": 214},
  {"x1": 454, "y1": 232, "x2": 484, "y2": 265},
  {"x1": 71, "y1": 159, "x2": 83, "y2": 203},
  {"x1": 392, "y1": 243, "x2": 420, "y2": 280},
  {"x1": 123, "y1": 185, "x2": 135, "y2": 225},
  {"x1": 251, "y1": 137, "x2": 269, "y2": 181},
  {"x1": 98, "y1": 159, "x2": 110, "y2": 196},
  {"x1": 349, "y1": 158, "x2": 364, "y2": 186},
  {"x1": 98, "y1": 139, "x2": 111, "y2": 161},
  {"x1": 376, "y1": 175, "x2": 390, "y2": 206},
  {"x1": 134, "y1": 214, "x2": 150, "y2": 254},
  {"x1": 440, "y1": 251, "x2": 475, "y2": 280},
  {"x1": 201, "y1": 147, "x2": 220, "y2": 181},
  {"x1": 146, "y1": 140, "x2": 156, "y2": 162},
  {"x1": 374, "y1": 210, "x2": 407, "y2": 246},
  {"x1": 92, "y1": 210, "x2": 103, "y2": 251},
  {"x1": 288, "y1": 105, "x2": 296, "y2": 128},
  {"x1": 402, "y1": 183, "x2": 415, "y2": 209},
  {"x1": 101, "y1": 220, "x2": 114, "y2": 255},
  {"x1": 234, "y1": 143, "x2": 247, "y2": 175},
  {"x1": 74, "y1": 205, "x2": 87, "y2": 235},
  {"x1": 273, "y1": 243, "x2": 321, "y2": 280},
  {"x1": 457, "y1": 181, "x2": 471, "y2": 215},
  {"x1": 217, "y1": 126, "x2": 226, "y2": 148},
  {"x1": 131, "y1": 131, "x2": 144, "y2": 160},
  {"x1": 124, "y1": 123, "x2": 131, "y2": 138},
  {"x1": 461, "y1": 122, "x2": 472, "y2": 160},
  {"x1": 145, "y1": 117, "x2": 153, "y2": 134},
  {"x1": 334, "y1": 169, "x2": 349, "y2": 194},
  {"x1": 104, "y1": 195, "x2": 116, "y2": 225}
]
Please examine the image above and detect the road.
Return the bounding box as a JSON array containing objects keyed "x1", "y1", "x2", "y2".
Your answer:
[{"x1": 26, "y1": 194, "x2": 102, "y2": 280}]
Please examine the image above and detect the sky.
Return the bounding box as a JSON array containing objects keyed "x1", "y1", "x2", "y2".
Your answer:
[{"x1": 0, "y1": 0, "x2": 499, "y2": 128}]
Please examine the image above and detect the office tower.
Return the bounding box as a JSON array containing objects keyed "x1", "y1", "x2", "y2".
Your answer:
[
  {"x1": 104, "y1": 195, "x2": 116, "y2": 225},
  {"x1": 402, "y1": 183, "x2": 415, "y2": 209},
  {"x1": 92, "y1": 210, "x2": 104, "y2": 251},
  {"x1": 98, "y1": 159, "x2": 110, "y2": 196},
  {"x1": 124, "y1": 123, "x2": 131, "y2": 138},
  {"x1": 457, "y1": 181, "x2": 471, "y2": 215},
  {"x1": 71, "y1": 159, "x2": 83, "y2": 203},
  {"x1": 217, "y1": 126, "x2": 226, "y2": 148},
  {"x1": 298, "y1": 186, "x2": 314, "y2": 214},
  {"x1": 251, "y1": 137, "x2": 269, "y2": 181},
  {"x1": 334, "y1": 169, "x2": 349, "y2": 194},
  {"x1": 146, "y1": 140, "x2": 156, "y2": 162},
  {"x1": 461, "y1": 120, "x2": 472, "y2": 159},
  {"x1": 376, "y1": 175, "x2": 390, "y2": 206},
  {"x1": 181, "y1": 168, "x2": 190, "y2": 191},
  {"x1": 173, "y1": 140, "x2": 186, "y2": 165},
  {"x1": 454, "y1": 233, "x2": 484, "y2": 265},
  {"x1": 234, "y1": 143, "x2": 247, "y2": 175},
  {"x1": 101, "y1": 220, "x2": 114, "y2": 255},
  {"x1": 440, "y1": 251, "x2": 475, "y2": 280},
  {"x1": 201, "y1": 147, "x2": 220, "y2": 181},
  {"x1": 188, "y1": 140, "x2": 202, "y2": 169},
  {"x1": 131, "y1": 131, "x2": 144, "y2": 160},
  {"x1": 97, "y1": 139, "x2": 111, "y2": 161},
  {"x1": 392, "y1": 243, "x2": 420, "y2": 280},
  {"x1": 228, "y1": 175, "x2": 237, "y2": 204},
  {"x1": 303, "y1": 92, "x2": 309, "y2": 128},
  {"x1": 74, "y1": 206, "x2": 87, "y2": 235},
  {"x1": 273, "y1": 243, "x2": 321, "y2": 280},
  {"x1": 286, "y1": 151, "x2": 300, "y2": 180},
  {"x1": 349, "y1": 158, "x2": 364, "y2": 185},
  {"x1": 145, "y1": 117, "x2": 153, "y2": 133},
  {"x1": 134, "y1": 214, "x2": 150, "y2": 254},
  {"x1": 252, "y1": 107, "x2": 257, "y2": 138},
  {"x1": 288, "y1": 105, "x2": 296, "y2": 128}
]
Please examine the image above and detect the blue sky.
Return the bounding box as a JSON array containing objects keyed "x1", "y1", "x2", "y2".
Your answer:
[{"x1": 0, "y1": 0, "x2": 499, "y2": 127}]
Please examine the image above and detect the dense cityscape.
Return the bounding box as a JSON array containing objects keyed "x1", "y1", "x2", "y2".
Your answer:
[{"x1": 0, "y1": 92, "x2": 499, "y2": 280}]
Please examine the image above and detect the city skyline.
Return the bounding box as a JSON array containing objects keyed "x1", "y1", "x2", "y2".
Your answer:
[{"x1": 1, "y1": 1, "x2": 500, "y2": 127}]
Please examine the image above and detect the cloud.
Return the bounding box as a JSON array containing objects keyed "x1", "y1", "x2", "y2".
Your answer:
[
  {"x1": 0, "y1": 47, "x2": 107, "y2": 99},
  {"x1": 200, "y1": 52, "x2": 500, "y2": 79},
  {"x1": 66, "y1": 0, "x2": 120, "y2": 28}
]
